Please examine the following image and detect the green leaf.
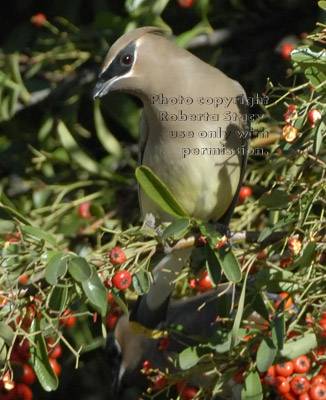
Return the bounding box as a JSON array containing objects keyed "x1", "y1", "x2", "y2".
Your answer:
[
  {"x1": 215, "y1": 246, "x2": 242, "y2": 283},
  {"x1": 68, "y1": 256, "x2": 92, "y2": 282},
  {"x1": 0, "y1": 220, "x2": 15, "y2": 234},
  {"x1": 57, "y1": 121, "x2": 120, "y2": 180},
  {"x1": 0, "y1": 322, "x2": 14, "y2": 346},
  {"x1": 257, "y1": 227, "x2": 272, "y2": 243},
  {"x1": 280, "y1": 333, "x2": 317, "y2": 359},
  {"x1": 286, "y1": 241, "x2": 316, "y2": 271},
  {"x1": 0, "y1": 337, "x2": 6, "y2": 361},
  {"x1": 259, "y1": 190, "x2": 291, "y2": 210},
  {"x1": 45, "y1": 253, "x2": 68, "y2": 285},
  {"x1": 30, "y1": 319, "x2": 58, "y2": 391},
  {"x1": 132, "y1": 270, "x2": 150, "y2": 295},
  {"x1": 175, "y1": 25, "x2": 210, "y2": 48},
  {"x1": 21, "y1": 225, "x2": 58, "y2": 247},
  {"x1": 205, "y1": 243, "x2": 221, "y2": 285},
  {"x1": 256, "y1": 338, "x2": 277, "y2": 372},
  {"x1": 305, "y1": 66, "x2": 326, "y2": 90},
  {"x1": 291, "y1": 45, "x2": 326, "y2": 65},
  {"x1": 94, "y1": 100, "x2": 122, "y2": 158},
  {"x1": 198, "y1": 222, "x2": 222, "y2": 248},
  {"x1": 161, "y1": 218, "x2": 190, "y2": 240},
  {"x1": 82, "y1": 266, "x2": 107, "y2": 316},
  {"x1": 230, "y1": 275, "x2": 247, "y2": 351},
  {"x1": 136, "y1": 166, "x2": 188, "y2": 218},
  {"x1": 241, "y1": 368, "x2": 263, "y2": 400},
  {"x1": 319, "y1": 0, "x2": 326, "y2": 10},
  {"x1": 272, "y1": 314, "x2": 285, "y2": 350},
  {"x1": 48, "y1": 286, "x2": 68, "y2": 312},
  {"x1": 175, "y1": 346, "x2": 211, "y2": 370},
  {"x1": 0, "y1": 202, "x2": 32, "y2": 225},
  {"x1": 111, "y1": 287, "x2": 129, "y2": 315},
  {"x1": 255, "y1": 269, "x2": 299, "y2": 292},
  {"x1": 251, "y1": 293, "x2": 270, "y2": 322},
  {"x1": 314, "y1": 120, "x2": 326, "y2": 155}
]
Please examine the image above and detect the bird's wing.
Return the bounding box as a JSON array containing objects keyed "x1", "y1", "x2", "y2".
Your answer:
[{"x1": 130, "y1": 247, "x2": 192, "y2": 329}]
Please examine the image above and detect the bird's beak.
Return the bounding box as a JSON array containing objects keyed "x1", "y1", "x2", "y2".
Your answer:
[
  {"x1": 93, "y1": 78, "x2": 111, "y2": 99},
  {"x1": 93, "y1": 73, "x2": 120, "y2": 99}
]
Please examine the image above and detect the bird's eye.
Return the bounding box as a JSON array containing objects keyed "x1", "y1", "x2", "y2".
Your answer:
[{"x1": 120, "y1": 53, "x2": 133, "y2": 66}]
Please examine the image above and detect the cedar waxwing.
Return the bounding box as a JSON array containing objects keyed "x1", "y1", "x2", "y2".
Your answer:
[
  {"x1": 106, "y1": 286, "x2": 277, "y2": 399},
  {"x1": 106, "y1": 287, "x2": 235, "y2": 400},
  {"x1": 94, "y1": 27, "x2": 249, "y2": 329}
]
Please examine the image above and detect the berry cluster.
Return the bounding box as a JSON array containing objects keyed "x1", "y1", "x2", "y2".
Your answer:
[
  {"x1": 263, "y1": 353, "x2": 326, "y2": 399},
  {"x1": 0, "y1": 336, "x2": 63, "y2": 400},
  {"x1": 0, "y1": 297, "x2": 75, "y2": 400},
  {"x1": 141, "y1": 361, "x2": 199, "y2": 399}
]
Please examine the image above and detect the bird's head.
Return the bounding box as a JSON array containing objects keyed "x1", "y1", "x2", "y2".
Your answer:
[
  {"x1": 106, "y1": 314, "x2": 154, "y2": 399},
  {"x1": 93, "y1": 26, "x2": 167, "y2": 100}
]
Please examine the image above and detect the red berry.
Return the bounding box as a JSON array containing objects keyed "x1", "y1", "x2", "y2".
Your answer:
[
  {"x1": 49, "y1": 358, "x2": 61, "y2": 376},
  {"x1": 18, "y1": 274, "x2": 29, "y2": 285},
  {"x1": 0, "y1": 389, "x2": 15, "y2": 400},
  {"x1": 177, "y1": 0, "x2": 195, "y2": 7},
  {"x1": 233, "y1": 366, "x2": 248, "y2": 384},
  {"x1": 21, "y1": 364, "x2": 36, "y2": 386},
  {"x1": 181, "y1": 387, "x2": 199, "y2": 399},
  {"x1": 307, "y1": 109, "x2": 322, "y2": 128},
  {"x1": 298, "y1": 393, "x2": 311, "y2": 400},
  {"x1": 293, "y1": 355, "x2": 311, "y2": 374},
  {"x1": 311, "y1": 376, "x2": 326, "y2": 386},
  {"x1": 30, "y1": 13, "x2": 46, "y2": 26},
  {"x1": 142, "y1": 360, "x2": 152, "y2": 371},
  {"x1": 312, "y1": 346, "x2": 326, "y2": 364},
  {"x1": 197, "y1": 270, "x2": 213, "y2": 291},
  {"x1": 257, "y1": 250, "x2": 266, "y2": 259},
  {"x1": 290, "y1": 375, "x2": 310, "y2": 395},
  {"x1": 263, "y1": 365, "x2": 275, "y2": 385},
  {"x1": 60, "y1": 309, "x2": 76, "y2": 328},
  {"x1": 285, "y1": 104, "x2": 298, "y2": 123},
  {"x1": 275, "y1": 375, "x2": 291, "y2": 395},
  {"x1": 109, "y1": 247, "x2": 127, "y2": 265},
  {"x1": 275, "y1": 361, "x2": 294, "y2": 377},
  {"x1": 0, "y1": 296, "x2": 8, "y2": 308},
  {"x1": 16, "y1": 340, "x2": 31, "y2": 361},
  {"x1": 239, "y1": 186, "x2": 252, "y2": 200},
  {"x1": 189, "y1": 278, "x2": 197, "y2": 289},
  {"x1": 158, "y1": 338, "x2": 170, "y2": 351},
  {"x1": 49, "y1": 343, "x2": 62, "y2": 359},
  {"x1": 112, "y1": 270, "x2": 132, "y2": 290},
  {"x1": 288, "y1": 237, "x2": 302, "y2": 255},
  {"x1": 46, "y1": 338, "x2": 62, "y2": 358},
  {"x1": 215, "y1": 235, "x2": 228, "y2": 249},
  {"x1": 198, "y1": 235, "x2": 207, "y2": 244},
  {"x1": 152, "y1": 374, "x2": 167, "y2": 390},
  {"x1": 310, "y1": 384, "x2": 326, "y2": 400},
  {"x1": 78, "y1": 201, "x2": 92, "y2": 219},
  {"x1": 318, "y1": 320, "x2": 326, "y2": 338},
  {"x1": 275, "y1": 293, "x2": 292, "y2": 310},
  {"x1": 320, "y1": 365, "x2": 326, "y2": 378},
  {"x1": 13, "y1": 383, "x2": 33, "y2": 400},
  {"x1": 106, "y1": 312, "x2": 118, "y2": 328},
  {"x1": 282, "y1": 124, "x2": 298, "y2": 142},
  {"x1": 107, "y1": 292, "x2": 115, "y2": 303},
  {"x1": 283, "y1": 393, "x2": 297, "y2": 400},
  {"x1": 281, "y1": 44, "x2": 294, "y2": 60},
  {"x1": 280, "y1": 257, "x2": 293, "y2": 268}
]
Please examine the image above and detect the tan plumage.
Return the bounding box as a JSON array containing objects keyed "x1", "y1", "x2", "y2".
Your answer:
[
  {"x1": 94, "y1": 29, "x2": 250, "y2": 397},
  {"x1": 94, "y1": 26, "x2": 249, "y2": 224}
]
